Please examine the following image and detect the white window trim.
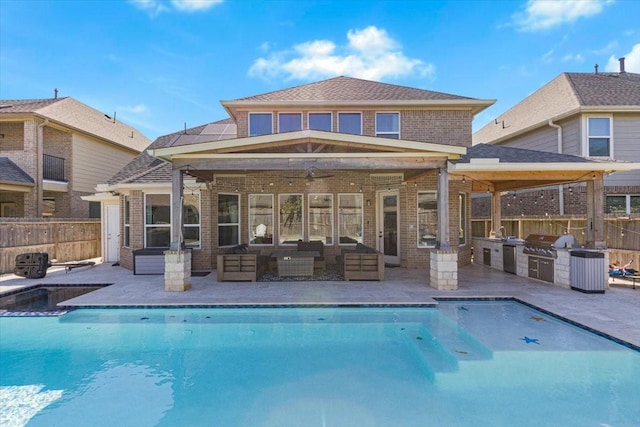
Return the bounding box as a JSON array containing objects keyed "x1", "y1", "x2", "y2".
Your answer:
[
  {"x1": 606, "y1": 194, "x2": 640, "y2": 215},
  {"x1": 218, "y1": 192, "x2": 241, "y2": 248},
  {"x1": 459, "y1": 192, "x2": 467, "y2": 246},
  {"x1": 337, "y1": 111, "x2": 363, "y2": 135},
  {"x1": 248, "y1": 193, "x2": 275, "y2": 246},
  {"x1": 307, "y1": 111, "x2": 333, "y2": 131},
  {"x1": 277, "y1": 112, "x2": 302, "y2": 133},
  {"x1": 417, "y1": 191, "x2": 438, "y2": 248},
  {"x1": 248, "y1": 112, "x2": 273, "y2": 137},
  {"x1": 183, "y1": 192, "x2": 201, "y2": 250},
  {"x1": 337, "y1": 193, "x2": 364, "y2": 246},
  {"x1": 144, "y1": 192, "x2": 172, "y2": 248},
  {"x1": 278, "y1": 193, "x2": 304, "y2": 245},
  {"x1": 375, "y1": 111, "x2": 401, "y2": 139},
  {"x1": 308, "y1": 193, "x2": 334, "y2": 245},
  {"x1": 582, "y1": 114, "x2": 614, "y2": 159},
  {"x1": 123, "y1": 195, "x2": 130, "y2": 248}
]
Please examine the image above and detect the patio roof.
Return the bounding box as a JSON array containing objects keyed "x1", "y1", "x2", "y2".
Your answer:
[
  {"x1": 0, "y1": 157, "x2": 35, "y2": 192},
  {"x1": 448, "y1": 144, "x2": 640, "y2": 192}
]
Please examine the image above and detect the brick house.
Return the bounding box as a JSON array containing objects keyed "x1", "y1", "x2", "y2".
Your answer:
[
  {"x1": 0, "y1": 96, "x2": 150, "y2": 219},
  {"x1": 92, "y1": 76, "x2": 637, "y2": 288},
  {"x1": 472, "y1": 60, "x2": 640, "y2": 252}
]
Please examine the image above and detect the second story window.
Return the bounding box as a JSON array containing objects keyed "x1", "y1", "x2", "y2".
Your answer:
[
  {"x1": 249, "y1": 113, "x2": 273, "y2": 136},
  {"x1": 338, "y1": 112, "x2": 362, "y2": 135},
  {"x1": 308, "y1": 112, "x2": 332, "y2": 131},
  {"x1": 278, "y1": 113, "x2": 302, "y2": 133},
  {"x1": 376, "y1": 112, "x2": 400, "y2": 139},
  {"x1": 586, "y1": 116, "x2": 611, "y2": 157}
]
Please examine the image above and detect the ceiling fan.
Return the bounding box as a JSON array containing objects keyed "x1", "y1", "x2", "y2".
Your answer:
[{"x1": 285, "y1": 168, "x2": 334, "y2": 182}]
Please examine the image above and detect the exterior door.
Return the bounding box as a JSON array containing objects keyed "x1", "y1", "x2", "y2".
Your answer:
[
  {"x1": 377, "y1": 190, "x2": 400, "y2": 265},
  {"x1": 106, "y1": 204, "x2": 120, "y2": 263}
]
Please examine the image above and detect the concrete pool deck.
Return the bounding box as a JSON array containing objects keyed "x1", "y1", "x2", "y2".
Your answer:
[{"x1": 1, "y1": 260, "x2": 639, "y2": 348}]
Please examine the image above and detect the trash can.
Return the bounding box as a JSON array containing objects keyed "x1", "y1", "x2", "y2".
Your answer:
[{"x1": 570, "y1": 250, "x2": 605, "y2": 293}]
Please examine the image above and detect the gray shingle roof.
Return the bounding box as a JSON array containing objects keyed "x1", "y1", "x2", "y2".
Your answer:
[
  {"x1": 230, "y1": 76, "x2": 474, "y2": 102},
  {"x1": 0, "y1": 97, "x2": 151, "y2": 152},
  {"x1": 108, "y1": 120, "x2": 234, "y2": 185},
  {"x1": 473, "y1": 72, "x2": 640, "y2": 145},
  {"x1": 453, "y1": 144, "x2": 592, "y2": 164},
  {"x1": 0, "y1": 157, "x2": 35, "y2": 185}
]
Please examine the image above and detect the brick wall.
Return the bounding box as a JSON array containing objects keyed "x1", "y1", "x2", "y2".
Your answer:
[
  {"x1": 234, "y1": 109, "x2": 472, "y2": 146},
  {"x1": 0, "y1": 122, "x2": 25, "y2": 150}
]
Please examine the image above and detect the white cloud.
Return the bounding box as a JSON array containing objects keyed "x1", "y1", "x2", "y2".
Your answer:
[
  {"x1": 562, "y1": 53, "x2": 585, "y2": 63},
  {"x1": 171, "y1": 0, "x2": 223, "y2": 12},
  {"x1": 605, "y1": 43, "x2": 640, "y2": 72},
  {"x1": 248, "y1": 26, "x2": 435, "y2": 82},
  {"x1": 129, "y1": 0, "x2": 222, "y2": 16},
  {"x1": 117, "y1": 104, "x2": 150, "y2": 115},
  {"x1": 512, "y1": 0, "x2": 614, "y2": 32}
]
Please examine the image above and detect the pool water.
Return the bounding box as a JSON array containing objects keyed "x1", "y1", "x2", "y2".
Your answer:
[
  {"x1": 1, "y1": 301, "x2": 638, "y2": 426},
  {"x1": 0, "y1": 286, "x2": 105, "y2": 312}
]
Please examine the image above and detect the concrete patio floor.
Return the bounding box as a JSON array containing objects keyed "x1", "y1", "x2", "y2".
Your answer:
[{"x1": 1, "y1": 260, "x2": 638, "y2": 349}]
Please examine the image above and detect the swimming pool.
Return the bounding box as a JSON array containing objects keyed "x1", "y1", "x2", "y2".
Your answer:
[{"x1": 1, "y1": 301, "x2": 638, "y2": 426}]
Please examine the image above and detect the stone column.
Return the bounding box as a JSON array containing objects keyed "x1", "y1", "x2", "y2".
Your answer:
[
  {"x1": 164, "y1": 249, "x2": 191, "y2": 292},
  {"x1": 430, "y1": 249, "x2": 458, "y2": 290}
]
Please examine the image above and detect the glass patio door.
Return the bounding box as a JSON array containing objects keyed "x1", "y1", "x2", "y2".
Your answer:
[{"x1": 377, "y1": 190, "x2": 400, "y2": 265}]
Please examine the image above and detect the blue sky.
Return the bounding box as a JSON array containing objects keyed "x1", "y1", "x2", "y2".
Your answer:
[{"x1": 1, "y1": 0, "x2": 638, "y2": 141}]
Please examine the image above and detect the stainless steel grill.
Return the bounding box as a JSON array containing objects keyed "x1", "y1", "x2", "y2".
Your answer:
[{"x1": 523, "y1": 234, "x2": 577, "y2": 259}]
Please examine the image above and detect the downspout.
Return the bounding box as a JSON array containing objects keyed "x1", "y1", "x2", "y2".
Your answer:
[
  {"x1": 548, "y1": 119, "x2": 564, "y2": 215},
  {"x1": 36, "y1": 118, "x2": 50, "y2": 217}
]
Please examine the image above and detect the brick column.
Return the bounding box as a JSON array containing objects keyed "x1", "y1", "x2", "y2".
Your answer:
[
  {"x1": 164, "y1": 249, "x2": 191, "y2": 291},
  {"x1": 430, "y1": 249, "x2": 458, "y2": 290}
]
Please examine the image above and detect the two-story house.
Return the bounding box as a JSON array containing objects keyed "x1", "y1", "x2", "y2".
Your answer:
[
  {"x1": 473, "y1": 59, "x2": 640, "y2": 256},
  {"x1": 0, "y1": 96, "x2": 151, "y2": 219},
  {"x1": 93, "y1": 77, "x2": 493, "y2": 283},
  {"x1": 93, "y1": 76, "x2": 636, "y2": 289}
]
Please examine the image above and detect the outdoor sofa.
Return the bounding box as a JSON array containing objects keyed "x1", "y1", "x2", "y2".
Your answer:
[
  {"x1": 217, "y1": 244, "x2": 263, "y2": 282},
  {"x1": 336, "y1": 243, "x2": 385, "y2": 281}
]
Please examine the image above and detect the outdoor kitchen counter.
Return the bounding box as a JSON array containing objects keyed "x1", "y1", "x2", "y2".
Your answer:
[{"x1": 473, "y1": 237, "x2": 609, "y2": 289}]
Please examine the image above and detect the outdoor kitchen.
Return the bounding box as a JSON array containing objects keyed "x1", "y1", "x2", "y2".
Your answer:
[{"x1": 473, "y1": 234, "x2": 609, "y2": 292}]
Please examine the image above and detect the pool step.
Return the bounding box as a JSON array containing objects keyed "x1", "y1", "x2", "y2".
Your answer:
[{"x1": 403, "y1": 318, "x2": 493, "y2": 378}]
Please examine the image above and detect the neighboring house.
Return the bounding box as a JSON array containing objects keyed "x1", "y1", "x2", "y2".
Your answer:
[
  {"x1": 91, "y1": 76, "x2": 635, "y2": 287},
  {"x1": 473, "y1": 59, "x2": 640, "y2": 222},
  {"x1": 0, "y1": 96, "x2": 151, "y2": 219}
]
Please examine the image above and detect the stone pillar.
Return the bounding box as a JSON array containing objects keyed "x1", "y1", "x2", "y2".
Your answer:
[
  {"x1": 430, "y1": 249, "x2": 458, "y2": 290},
  {"x1": 164, "y1": 249, "x2": 191, "y2": 292}
]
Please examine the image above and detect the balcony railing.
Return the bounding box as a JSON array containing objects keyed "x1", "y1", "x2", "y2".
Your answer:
[{"x1": 43, "y1": 154, "x2": 65, "y2": 181}]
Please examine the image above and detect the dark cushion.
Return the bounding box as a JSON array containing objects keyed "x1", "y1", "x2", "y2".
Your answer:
[
  {"x1": 355, "y1": 243, "x2": 376, "y2": 253},
  {"x1": 227, "y1": 244, "x2": 248, "y2": 254}
]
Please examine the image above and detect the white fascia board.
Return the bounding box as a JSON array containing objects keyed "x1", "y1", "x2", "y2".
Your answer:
[
  {"x1": 81, "y1": 193, "x2": 118, "y2": 202},
  {"x1": 174, "y1": 152, "x2": 456, "y2": 160},
  {"x1": 221, "y1": 99, "x2": 496, "y2": 115},
  {"x1": 449, "y1": 161, "x2": 640, "y2": 173},
  {"x1": 149, "y1": 130, "x2": 466, "y2": 159}
]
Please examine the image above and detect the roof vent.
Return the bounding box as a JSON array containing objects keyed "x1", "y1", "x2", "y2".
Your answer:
[
  {"x1": 619, "y1": 57, "x2": 626, "y2": 74},
  {"x1": 594, "y1": 64, "x2": 599, "y2": 74}
]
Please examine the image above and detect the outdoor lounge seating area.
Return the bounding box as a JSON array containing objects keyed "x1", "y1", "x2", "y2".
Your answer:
[{"x1": 215, "y1": 241, "x2": 383, "y2": 282}]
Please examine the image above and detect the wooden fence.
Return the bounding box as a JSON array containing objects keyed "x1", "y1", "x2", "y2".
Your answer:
[{"x1": 0, "y1": 219, "x2": 101, "y2": 275}]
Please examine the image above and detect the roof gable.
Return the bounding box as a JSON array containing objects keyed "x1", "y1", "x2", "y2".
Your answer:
[
  {"x1": 229, "y1": 76, "x2": 473, "y2": 102},
  {"x1": 0, "y1": 97, "x2": 151, "y2": 152},
  {"x1": 474, "y1": 71, "x2": 640, "y2": 145}
]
